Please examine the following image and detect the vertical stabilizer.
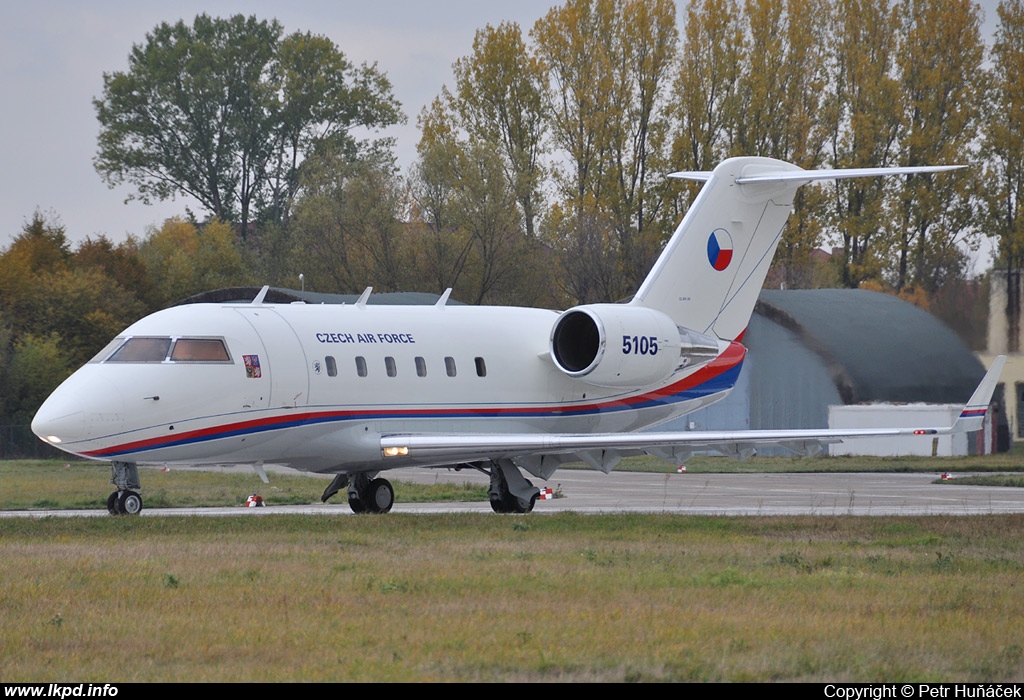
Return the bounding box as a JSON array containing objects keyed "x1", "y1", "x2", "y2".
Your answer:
[
  {"x1": 631, "y1": 157, "x2": 963, "y2": 342},
  {"x1": 632, "y1": 157, "x2": 803, "y2": 341}
]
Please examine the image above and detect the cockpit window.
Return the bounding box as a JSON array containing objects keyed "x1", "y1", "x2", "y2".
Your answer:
[
  {"x1": 170, "y1": 338, "x2": 231, "y2": 362},
  {"x1": 101, "y1": 336, "x2": 233, "y2": 364},
  {"x1": 106, "y1": 337, "x2": 172, "y2": 363},
  {"x1": 89, "y1": 337, "x2": 128, "y2": 363}
]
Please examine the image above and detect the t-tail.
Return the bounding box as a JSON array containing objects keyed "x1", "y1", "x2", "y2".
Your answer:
[
  {"x1": 547, "y1": 157, "x2": 962, "y2": 392},
  {"x1": 630, "y1": 156, "x2": 965, "y2": 342}
]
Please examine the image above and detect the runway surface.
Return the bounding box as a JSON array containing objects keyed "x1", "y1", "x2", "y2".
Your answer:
[{"x1": 4, "y1": 467, "x2": 1024, "y2": 518}]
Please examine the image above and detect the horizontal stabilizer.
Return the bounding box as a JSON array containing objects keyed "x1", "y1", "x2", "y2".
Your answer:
[
  {"x1": 667, "y1": 170, "x2": 713, "y2": 182},
  {"x1": 668, "y1": 164, "x2": 964, "y2": 184}
]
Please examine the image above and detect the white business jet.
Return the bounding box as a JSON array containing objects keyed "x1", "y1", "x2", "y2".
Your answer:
[{"x1": 32, "y1": 157, "x2": 1003, "y2": 515}]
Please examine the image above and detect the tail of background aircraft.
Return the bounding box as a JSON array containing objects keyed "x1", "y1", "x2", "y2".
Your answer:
[{"x1": 631, "y1": 156, "x2": 963, "y2": 342}]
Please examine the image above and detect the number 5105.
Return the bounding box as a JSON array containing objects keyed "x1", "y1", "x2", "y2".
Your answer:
[{"x1": 622, "y1": 335, "x2": 658, "y2": 356}]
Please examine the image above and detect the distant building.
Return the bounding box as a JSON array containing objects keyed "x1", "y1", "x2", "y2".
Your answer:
[{"x1": 663, "y1": 288, "x2": 1002, "y2": 455}]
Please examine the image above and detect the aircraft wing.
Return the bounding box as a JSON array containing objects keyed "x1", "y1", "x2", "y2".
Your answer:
[{"x1": 380, "y1": 356, "x2": 1005, "y2": 477}]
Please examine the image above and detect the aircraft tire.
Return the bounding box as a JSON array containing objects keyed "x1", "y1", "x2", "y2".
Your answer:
[
  {"x1": 348, "y1": 494, "x2": 367, "y2": 514},
  {"x1": 117, "y1": 490, "x2": 143, "y2": 515},
  {"x1": 512, "y1": 493, "x2": 537, "y2": 514},
  {"x1": 365, "y1": 478, "x2": 394, "y2": 514},
  {"x1": 107, "y1": 492, "x2": 121, "y2": 515}
]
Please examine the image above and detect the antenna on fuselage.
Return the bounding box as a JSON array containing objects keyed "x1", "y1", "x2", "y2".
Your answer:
[
  {"x1": 252, "y1": 285, "x2": 270, "y2": 304},
  {"x1": 436, "y1": 288, "x2": 452, "y2": 308},
  {"x1": 356, "y1": 287, "x2": 372, "y2": 308}
]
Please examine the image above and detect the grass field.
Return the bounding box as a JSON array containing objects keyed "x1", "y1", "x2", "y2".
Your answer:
[
  {"x1": 1, "y1": 513, "x2": 1022, "y2": 681},
  {"x1": 2, "y1": 458, "x2": 1023, "y2": 682}
]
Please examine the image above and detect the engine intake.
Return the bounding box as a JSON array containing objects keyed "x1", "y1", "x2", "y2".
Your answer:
[{"x1": 550, "y1": 304, "x2": 720, "y2": 388}]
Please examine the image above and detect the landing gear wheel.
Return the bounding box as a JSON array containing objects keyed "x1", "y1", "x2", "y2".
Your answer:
[
  {"x1": 348, "y1": 493, "x2": 367, "y2": 513},
  {"x1": 489, "y1": 468, "x2": 537, "y2": 513},
  {"x1": 503, "y1": 486, "x2": 537, "y2": 514},
  {"x1": 107, "y1": 492, "x2": 121, "y2": 515},
  {"x1": 117, "y1": 490, "x2": 143, "y2": 515},
  {"x1": 514, "y1": 493, "x2": 538, "y2": 514},
  {"x1": 364, "y1": 478, "x2": 395, "y2": 514}
]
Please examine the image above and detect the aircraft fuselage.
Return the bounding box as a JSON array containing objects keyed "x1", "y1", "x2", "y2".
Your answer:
[{"x1": 33, "y1": 301, "x2": 743, "y2": 473}]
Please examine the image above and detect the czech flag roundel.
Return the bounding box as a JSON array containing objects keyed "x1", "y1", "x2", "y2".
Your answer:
[{"x1": 707, "y1": 229, "x2": 733, "y2": 271}]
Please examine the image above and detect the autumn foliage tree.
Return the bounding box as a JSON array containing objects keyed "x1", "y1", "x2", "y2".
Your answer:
[
  {"x1": 0, "y1": 213, "x2": 149, "y2": 431},
  {"x1": 411, "y1": 22, "x2": 554, "y2": 306},
  {"x1": 533, "y1": 0, "x2": 679, "y2": 301},
  {"x1": 984, "y1": 0, "x2": 1024, "y2": 267}
]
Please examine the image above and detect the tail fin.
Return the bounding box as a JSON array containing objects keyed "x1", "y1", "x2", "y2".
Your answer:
[{"x1": 631, "y1": 157, "x2": 964, "y2": 342}]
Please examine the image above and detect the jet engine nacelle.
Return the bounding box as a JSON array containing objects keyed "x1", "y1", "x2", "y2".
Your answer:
[{"x1": 549, "y1": 304, "x2": 719, "y2": 388}]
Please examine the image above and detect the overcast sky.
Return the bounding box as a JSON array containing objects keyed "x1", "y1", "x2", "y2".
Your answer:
[
  {"x1": 0, "y1": 0, "x2": 562, "y2": 248},
  {"x1": 0, "y1": 0, "x2": 1004, "y2": 259}
]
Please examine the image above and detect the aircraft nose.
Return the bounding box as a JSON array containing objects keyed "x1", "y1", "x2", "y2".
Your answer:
[{"x1": 32, "y1": 371, "x2": 126, "y2": 447}]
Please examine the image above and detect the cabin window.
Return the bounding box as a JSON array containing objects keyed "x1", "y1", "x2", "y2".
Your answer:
[
  {"x1": 170, "y1": 338, "x2": 231, "y2": 362},
  {"x1": 355, "y1": 356, "x2": 368, "y2": 377},
  {"x1": 445, "y1": 356, "x2": 457, "y2": 377},
  {"x1": 106, "y1": 337, "x2": 172, "y2": 363},
  {"x1": 415, "y1": 356, "x2": 427, "y2": 377},
  {"x1": 385, "y1": 356, "x2": 397, "y2": 377},
  {"x1": 475, "y1": 357, "x2": 487, "y2": 377},
  {"x1": 325, "y1": 356, "x2": 338, "y2": 377}
]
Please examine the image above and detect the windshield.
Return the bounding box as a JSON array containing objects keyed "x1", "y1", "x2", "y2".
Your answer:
[{"x1": 98, "y1": 337, "x2": 232, "y2": 364}]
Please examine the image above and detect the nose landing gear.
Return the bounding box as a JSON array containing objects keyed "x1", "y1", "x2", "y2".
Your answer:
[
  {"x1": 107, "y1": 489, "x2": 143, "y2": 515},
  {"x1": 107, "y1": 461, "x2": 143, "y2": 515}
]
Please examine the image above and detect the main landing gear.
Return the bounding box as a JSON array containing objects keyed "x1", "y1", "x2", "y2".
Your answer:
[
  {"x1": 107, "y1": 461, "x2": 143, "y2": 515},
  {"x1": 488, "y1": 459, "x2": 540, "y2": 514},
  {"x1": 319, "y1": 460, "x2": 542, "y2": 515},
  {"x1": 321, "y1": 472, "x2": 395, "y2": 514}
]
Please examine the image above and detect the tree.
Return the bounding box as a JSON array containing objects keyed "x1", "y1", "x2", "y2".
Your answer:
[
  {"x1": 17, "y1": 268, "x2": 147, "y2": 370},
  {"x1": 733, "y1": 0, "x2": 832, "y2": 288},
  {"x1": 0, "y1": 221, "x2": 151, "y2": 375},
  {"x1": 669, "y1": 0, "x2": 744, "y2": 174},
  {"x1": 74, "y1": 235, "x2": 157, "y2": 312},
  {"x1": 890, "y1": 0, "x2": 984, "y2": 294},
  {"x1": 532, "y1": 0, "x2": 678, "y2": 300},
  {"x1": 825, "y1": 0, "x2": 905, "y2": 287},
  {"x1": 5, "y1": 334, "x2": 70, "y2": 425},
  {"x1": 137, "y1": 218, "x2": 248, "y2": 306},
  {"x1": 413, "y1": 95, "x2": 556, "y2": 306},
  {"x1": 94, "y1": 14, "x2": 403, "y2": 239},
  {"x1": 0, "y1": 211, "x2": 72, "y2": 332},
  {"x1": 983, "y1": 0, "x2": 1024, "y2": 267},
  {"x1": 450, "y1": 22, "x2": 547, "y2": 238},
  {"x1": 289, "y1": 151, "x2": 410, "y2": 294},
  {"x1": 980, "y1": 0, "x2": 1024, "y2": 351}
]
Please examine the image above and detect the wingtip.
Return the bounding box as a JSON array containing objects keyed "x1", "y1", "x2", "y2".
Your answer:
[
  {"x1": 667, "y1": 170, "x2": 712, "y2": 182},
  {"x1": 953, "y1": 356, "x2": 1006, "y2": 432}
]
